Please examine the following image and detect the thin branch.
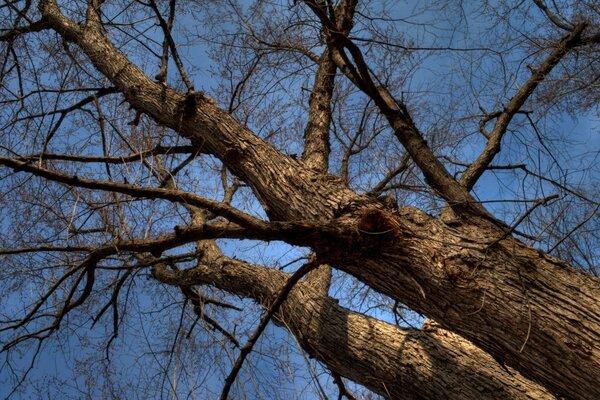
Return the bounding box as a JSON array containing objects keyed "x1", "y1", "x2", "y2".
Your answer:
[
  {"x1": 0, "y1": 155, "x2": 265, "y2": 229},
  {"x1": 219, "y1": 259, "x2": 320, "y2": 400},
  {"x1": 227, "y1": 54, "x2": 262, "y2": 114},
  {"x1": 155, "y1": 0, "x2": 176, "y2": 84},
  {"x1": 3, "y1": 341, "x2": 43, "y2": 399},
  {"x1": 532, "y1": 0, "x2": 574, "y2": 31},
  {"x1": 368, "y1": 153, "x2": 410, "y2": 195},
  {"x1": 0, "y1": 18, "x2": 50, "y2": 41},
  {"x1": 548, "y1": 205, "x2": 600, "y2": 253},
  {"x1": 91, "y1": 269, "x2": 132, "y2": 330},
  {"x1": 443, "y1": 157, "x2": 599, "y2": 205},
  {"x1": 0, "y1": 245, "x2": 91, "y2": 255},
  {"x1": 331, "y1": 370, "x2": 358, "y2": 400},
  {"x1": 147, "y1": 0, "x2": 194, "y2": 92},
  {"x1": 37, "y1": 88, "x2": 118, "y2": 161},
  {"x1": 460, "y1": 24, "x2": 587, "y2": 191},
  {"x1": 0, "y1": 261, "x2": 85, "y2": 334},
  {"x1": 180, "y1": 285, "x2": 241, "y2": 348},
  {"x1": 18, "y1": 145, "x2": 196, "y2": 164},
  {"x1": 349, "y1": 35, "x2": 502, "y2": 54},
  {"x1": 489, "y1": 194, "x2": 559, "y2": 245}
]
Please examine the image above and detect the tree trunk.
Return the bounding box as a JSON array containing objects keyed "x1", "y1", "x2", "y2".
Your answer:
[
  {"x1": 321, "y1": 206, "x2": 600, "y2": 400},
  {"x1": 153, "y1": 259, "x2": 553, "y2": 400},
  {"x1": 38, "y1": 2, "x2": 600, "y2": 398}
]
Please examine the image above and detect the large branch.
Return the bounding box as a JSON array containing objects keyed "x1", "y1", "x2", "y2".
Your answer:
[
  {"x1": 301, "y1": 0, "x2": 358, "y2": 293},
  {"x1": 302, "y1": 0, "x2": 485, "y2": 217},
  {"x1": 37, "y1": 2, "x2": 600, "y2": 398},
  {"x1": 301, "y1": 46, "x2": 337, "y2": 291},
  {"x1": 302, "y1": 0, "x2": 357, "y2": 172},
  {"x1": 152, "y1": 258, "x2": 552, "y2": 400},
  {"x1": 39, "y1": 0, "x2": 361, "y2": 222},
  {"x1": 316, "y1": 206, "x2": 600, "y2": 399},
  {"x1": 302, "y1": 47, "x2": 336, "y2": 171}
]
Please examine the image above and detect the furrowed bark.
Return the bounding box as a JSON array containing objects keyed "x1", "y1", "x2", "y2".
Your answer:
[
  {"x1": 319, "y1": 206, "x2": 600, "y2": 399},
  {"x1": 302, "y1": 0, "x2": 357, "y2": 172},
  {"x1": 301, "y1": 0, "x2": 358, "y2": 292},
  {"x1": 301, "y1": 42, "x2": 337, "y2": 292},
  {"x1": 39, "y1": 1, "x2": 600, "y2": 398},
  {"x1": 40, "y1": 0, "x2": 360, "y2": 222},
  {"x1": 152, "y1": 259, "x2": 553, "y2": 400},
  {"x1": 302, "y1": 47, "x2": 335, "y2": 172}
]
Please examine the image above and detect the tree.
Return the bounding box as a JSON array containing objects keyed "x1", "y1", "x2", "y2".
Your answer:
[{"x1": 0, "y1": 0, "x2": 598, "y2": 398}]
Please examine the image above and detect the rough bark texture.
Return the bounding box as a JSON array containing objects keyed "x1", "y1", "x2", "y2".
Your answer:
[
  {"x1": 153, "y1": 259, "x2": 553, "y2": 400},
  {"x1": 301, "y1": 43, "x2": 337, "y2": 293},
  {"x1": 302, "y1": 47, "x2": 336, "y2": 172},
  {"x1": 31, "y1": 1, "x2": 600, "y2": 398},
  {"x1": 322, "y1": 207, "x2": 600, "y2": 399},
  {"x1": 41, "y1": 0, "x2": 358, "y2": 222}
]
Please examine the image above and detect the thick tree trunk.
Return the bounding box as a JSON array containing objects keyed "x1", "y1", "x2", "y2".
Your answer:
[
  {"x1": 153, "y1": 259, "x2": 553, "y2": 400},
  {"x1": 321, "y1": 206, "x2": 600, "y2": 400},
  {"x1": 39, "y1": 2, "x2": 600, "y2": 398}
]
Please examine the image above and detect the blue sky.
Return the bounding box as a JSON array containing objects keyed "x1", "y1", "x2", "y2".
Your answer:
[{"x1": 1, "y1": 1, "x2": 598, "y2": 398}]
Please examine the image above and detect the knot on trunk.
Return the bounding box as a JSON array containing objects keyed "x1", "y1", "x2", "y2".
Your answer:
[{"x1": 357, "y1": 207, "x2": 401, "y2": 240}]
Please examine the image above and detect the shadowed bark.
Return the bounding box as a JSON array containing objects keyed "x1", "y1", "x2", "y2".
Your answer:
[
  {"x1": 152, "y1": 258, "x2": 553, "y2": 400},
  {"x1": 0, "y1": 1, "x2": 595, "y2": 398}
]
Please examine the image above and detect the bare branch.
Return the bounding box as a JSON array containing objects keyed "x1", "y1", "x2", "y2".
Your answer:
[
  {"x1": 302, "y1": 0, "x2": 358, "y2": 172},
  {"x1": 155, "y1": 0, "x2": 176, "y2": 84},
  {"x1": 331, "y1": 370, "x2": 358, "y2": 400},
  {"x1": 85, "y1": 0, "x2": 104, "y2": 30},
  {"x1": 0, "y1": 245, "x2": 91, "y2": 255},
  {"x1": 0, "y1": 155, "x2": 266, "y2": 229},
  {"x1": 532, "y1": 0, "x2": 574, "y2": 31},
  {"x1": 18, "y1": 145, "x2": 196, "y2": 164},
  {"x1": 368, "y1": 153, "x2": 410, "y2": 196},
  {"x1": 147, "y1": 0, "x2": 194, "y2": 92},
  {"x1": 302, "y1": 48, "x2": 336, "y2": 171},
  {"x1": 460, "y1": 24, "x2": 587, "y2": 191},
  {"x1": 0, "y1": 18, "x2": 50, "y2": 41},
  {"x1": 219, "y1": 259, "x2": 320, "y2": 400},
  {"x1": 303, "y1": 0, "x2": 485, "y2": 217},
  {"x1": 152, "y1": 256, "x2": 554, "y2": 399}
]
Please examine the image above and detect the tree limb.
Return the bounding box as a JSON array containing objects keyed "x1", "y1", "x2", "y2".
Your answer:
[
  {"x1": 152, "y1": 256, "x2": 553, "y2": 400},
  {"x1": 303, "y1": 0, "x2": 485, "y2": 217},
  {"x1": 460, "y1": 24, "x2": 587, "y2": 191}
]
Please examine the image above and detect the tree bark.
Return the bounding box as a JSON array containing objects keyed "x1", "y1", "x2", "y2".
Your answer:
[
  {"x1": 38, "y1": 1, "x2": 600, "y2": 398},
  {"x1": 152, "y1": 259, "x2": 553, "y2": 400},
  {"x1": 321, "y1": 206, "x2": 600, "y2": 400},
  {"x1": 302, "y1": 47, "x2": 335, "y2": 172}
]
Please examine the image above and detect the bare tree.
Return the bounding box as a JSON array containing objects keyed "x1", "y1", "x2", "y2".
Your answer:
[{"x1": 0, "y1": 0, "x2": 599, "y2": 398}]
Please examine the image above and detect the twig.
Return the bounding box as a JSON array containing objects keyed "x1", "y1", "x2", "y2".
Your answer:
[
  {"x1": 331, "y1": 370, "x2": 357, "y2": 400},
  {"x1": 147, "y1": 0, "x2": 194, "y2": 93},
  {"x1": 219, "y1": 259, "x2": 320, "y2": 400},
  {"x1": 548, "y1": 205, "x2": 599, "y2": 253},
  {"x1": 490, "y1": 194, "x2": 559, "y2": 245}
]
